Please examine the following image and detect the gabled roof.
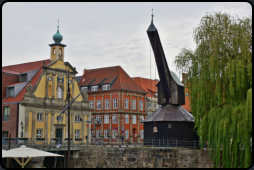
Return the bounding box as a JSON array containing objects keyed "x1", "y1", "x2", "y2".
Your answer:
[
  {"x1": 2, "y1": 59, "x2": 50, "y2": 74},
  {"x1": 132, "y1": 77, "x2": 159, "y2": 97},
  {"x1": 79, "y1": 66, "x2": 147, "y2": 94},
  {"x1": 2, "y1": 59, "x2": 51, "y2": 103}
]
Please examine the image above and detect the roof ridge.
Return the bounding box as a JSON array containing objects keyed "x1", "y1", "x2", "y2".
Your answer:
[
  {"x1": 2, "y1": 59, "x2": 50, "y2": 68},
  {"x1": 87, "y1": 65, "x2": 120, "y2": 71},
  {"x1": 119, "y1": 66, "x2": 122, "y2": 89}
]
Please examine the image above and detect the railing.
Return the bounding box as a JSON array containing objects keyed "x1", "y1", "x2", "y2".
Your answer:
[{"x1": 2, "y1": 137, "x2": 205, "y2": 150}]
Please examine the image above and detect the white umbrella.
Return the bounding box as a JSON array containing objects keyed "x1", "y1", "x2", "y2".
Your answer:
[
  {"x1": 5, "y1": 145, "x2": 63, "y2": 168},
  {"x1": 2, "y1": 149, "x2": 11, "y2": 158}
]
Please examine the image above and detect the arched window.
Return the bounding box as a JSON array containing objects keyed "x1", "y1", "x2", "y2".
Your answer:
[
  {"x1": 57, "y1": 87, "x2": 62, "y2": 99},
  {"x1": 53, "y1": 48, "x2": 55, "y2": 54},
  {"x1": 59, "y1": 48, "x2": 62, "y2": 54}
]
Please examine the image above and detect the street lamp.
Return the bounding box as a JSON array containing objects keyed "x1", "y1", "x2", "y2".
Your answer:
[{"x1": 20, "y1": 121, "x2": 24, "y2": 137}]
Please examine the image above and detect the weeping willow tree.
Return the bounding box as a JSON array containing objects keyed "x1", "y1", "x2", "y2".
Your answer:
[{"x1": 174, "y1": 12, "x2": 252, "y2": 168}]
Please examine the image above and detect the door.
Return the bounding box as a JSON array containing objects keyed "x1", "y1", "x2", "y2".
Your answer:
[{"x1": 56, "y1": 128, "x2": 62, "y2": 144}]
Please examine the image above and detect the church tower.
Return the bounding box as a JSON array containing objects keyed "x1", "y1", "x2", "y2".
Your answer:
[{"x1": 49, "y1": 19, "x2": 66, "y2": 61}]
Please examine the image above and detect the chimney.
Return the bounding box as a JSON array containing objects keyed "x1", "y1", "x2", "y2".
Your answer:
[{"x1": 83, "y1": 69, "x2": 87, "y2": 75}]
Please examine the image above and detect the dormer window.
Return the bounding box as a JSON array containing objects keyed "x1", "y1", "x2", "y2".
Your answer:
[
  {"x1": 102, "y1": 84, "x2": 110, "y2": 90},
  {"x1": 81, "y1": 86, "x2": 88, "y2": 92},
  {"x1": 155, "y1": 92, "x2": 158, "y2": 96},
  {"x1": 20, "y1": 74, "x2": 27, "y2": 82},
  {"x1": 8, "y1": 87, "x2": 14, "y2": 97},
  {"x1": 91, "y1": 85, "x2": 98, "y2": 91}
]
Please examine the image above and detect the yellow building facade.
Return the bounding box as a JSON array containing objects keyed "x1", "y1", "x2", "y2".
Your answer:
[{"x1": 20, "y1": 24, "x2": 91, "y2": 144}]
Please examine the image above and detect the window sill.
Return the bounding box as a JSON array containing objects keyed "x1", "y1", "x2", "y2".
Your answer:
[{"x1": 37, "y1": 120, "x2": 43, "y2": 122}]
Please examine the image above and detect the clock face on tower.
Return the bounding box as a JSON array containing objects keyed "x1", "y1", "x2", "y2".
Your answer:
[{"x1": 58, "y1": 54, "x2": 63, "y2": 60}]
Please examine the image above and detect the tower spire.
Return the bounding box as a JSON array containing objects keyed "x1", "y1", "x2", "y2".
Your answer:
[
  {"x1": 151, "y1": 9, "x2": 154, "y2": 23},
  {"x1": 57, "y1": 18, "x2": 59, "y2": 32}
]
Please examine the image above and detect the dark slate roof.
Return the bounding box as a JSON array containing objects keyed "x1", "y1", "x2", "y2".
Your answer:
[
  {"x1": 147, "y1": 18, "x2": 157, "y2": 32},
  {"x1": 75, "y1": 76, "x2": 82, "y2": 83},
  {"x1": 143, "y1": 104, "x2": 194, "y2": 122},
  {"x1": 170, "y1": 71, "x2": 184, "y2": 87}
]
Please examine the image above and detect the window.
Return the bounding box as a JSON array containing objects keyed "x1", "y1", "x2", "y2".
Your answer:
[
  {"x1": 148, "y1": 102, "x2": 151, "y2": 108},
  {"x1": 102, "y1": 84, "x2": 110, "y2": 90},
  {"x1": 91, "y1": 85, "x2": 98, "y2": 91},
  {"x1": 96, "y1": 130, "x2": 100, "y2": 138},
  {"x1": 104, "y1": 129, "x2": 109, "y2": 138},
  {"x1": 21, "y1": 74, "x2": 27, "y2": 82},
  {"x1": 105, "y1": 99, "x2": 109, "y2": 109},
  {"x1": 140, "y1": 115, "x2": 144, "y2": 124},
  {"x1": 75, "y1": 130, "x2": 80, "y2": 139},
  {"x1": 112, "y1": 130, "x2": 117, "y2": 138},
  {"x1": 37, "y1": 113, "x2": 43, "y2": 121},
  {"x1": 125, "y1": 130, "x2": 129, "y2": 138},
  {"x1": 3, "y1": 107, "x2": 9, "y2": 121},
  {"x1": 91, "y1": 129, "x2": 93, "y2": 137},
  {"x1": 81, "y1": 86, "x2": 88, "y2": 92},
  {"x1": 154, "y1": 103, "x2": 157, "y2": 109},
  {"x1": 57, "y1": 87, "x2": 62, "y2": 99},
  {"x1": 168, "y1": 124, "x2": 172, "y2": 128},
  {"x1": 91, "y1": 116, "x2": 93, "y2": 124},
  {"x1": 186, "y1": 93, "x2": 189, "y2": 96},
  {"x1": 132, "y1": 99, "x2": 136, "y2": 109},
  {"x1": 97, "y1": 99, "x2": 101, "y2": 110},
  {"x1": 140, "y1": 130, "x2": 144, "y2": 138},
  {"x1": 89, "y1": 100, "x2": 93, "y2": 109},
  {"x1": 9, "y1": 87, "x2": 14, "y2": 97},
  {"x1": 104, "y1": 115, "x2": 109, "y2": 124},
  {"x1": 133, "y1": 115, "x2": 136, "y2": 124},
  {"x1": 36, "y1": 129, "x2": 43, "y2": 138},
  {"x1": 2, "y1": 131, "x2": 8, "y2": 137},
  {"x1": 113, "y1": 98, "x2": 118, "y2": 109},
  {"x1": 59, "y1": 48, "x2": 62, "y2": 54},
  {"x1": 53, "y1": 48, "x2": 55, "y2": 54},
  {"x1": 75, "y1": 116, "x2": 80, "y2": 122},
  {"x1": 124, "y1": 99, "x2": 128, "y2": 109},
  {"x1": 113, "y1": 114, "x2": 117, "y2": 124},
  {"x1": 155, "y1": 92, "x2": 158, "y2": 96},
  {"x1": 148, "y1": 112, "x2": 152, "y2": 117},
  {"x1": 125, "y1": 114, "x2": 129, "y2": 124},
  {"x1": 96, "y1": 115, "x2": 101, "y2": 122},
  {"x1": 139, "y1": 100, "x2": 143, "y2": 110}
]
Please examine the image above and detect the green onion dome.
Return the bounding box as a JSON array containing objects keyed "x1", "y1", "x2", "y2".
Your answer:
[{"x1": 53, "y1": 26, "x2": 63, "y2": 43}]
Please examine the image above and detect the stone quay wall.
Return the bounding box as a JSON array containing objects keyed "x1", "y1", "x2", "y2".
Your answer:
[{"x1": 69, "y1": 146, "x2": 220, "y2": 168}]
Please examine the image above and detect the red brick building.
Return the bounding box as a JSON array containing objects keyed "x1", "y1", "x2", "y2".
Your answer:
[
  {"x1": 2, "y1": 60, "x2": 50, "y2": 138},
  {"x1": 181, "y1": 73, "x2": 191, "y2": 112},
  {"x1": 78, "y1": 66, "x2": 148, "y2": 143}
]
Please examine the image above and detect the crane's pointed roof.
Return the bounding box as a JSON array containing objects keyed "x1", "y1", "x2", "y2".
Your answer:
[{"x1": 147, "y1": 14, "x2": 157, "y2": 32}]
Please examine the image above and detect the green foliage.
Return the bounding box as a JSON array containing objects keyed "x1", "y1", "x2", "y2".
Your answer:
[{"x1": 174, "y1": 12, "x2": 252, "y2": 168}]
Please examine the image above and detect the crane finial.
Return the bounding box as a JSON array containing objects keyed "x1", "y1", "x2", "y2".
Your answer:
[{"x1": 152, "y1": 9, "x2": 154, "y2": 18}]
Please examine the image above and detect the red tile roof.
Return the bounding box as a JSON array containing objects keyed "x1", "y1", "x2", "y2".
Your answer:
[
  {"x1": 79, "y1": 66, "x2": 147, "y2": 94},
  {"x1": 2, "y1": 59, "x2": 51, "y2": 103},
  {"x1": 2, "y1": 70, "x2": 20, "y2": 75},
  {"x1": 132, "y1": 77, "x2": 159, "y2": 97},
  {"x1": 2, "y1": 59, "x2": 50, "y2": 73}
]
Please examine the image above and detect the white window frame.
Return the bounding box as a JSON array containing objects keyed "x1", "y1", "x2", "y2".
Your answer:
[
  {"x1": 113, "y1": 114, "x2": 117, "y2": 124},
  {"x1": 97, "y1": 99, "x2": 101, "y2": 110},
  {"x1": 125, "y1": 129, "x2": 129, "y2": 139},
  {"x1": 105, "y1": 99, "x2": 109, "y2": 109},
  {"x1": 113, "y1": 98, "x2": 118, "y2": 109},
  {"x1": 140, "y1": 115, "x2": 144, "y2": 124},
  {"x1": 36, "y1": 129, "x2": 43, "y2": 138},
  {"x1": 124, "y1": 98, "x2": 128, "y2": 109},
  {"x1": 96, "y1": 129, "x2": 100, "y2": 138},
  {"x1": 133, "y1": 115, "x2": 136, "y2": 124},
  {"x1": 132, "y1": 99, "x2": 136, "y2": 110},
  {"x1": 140, "y1": 130, "x2": 144, "y2": 138},
  {"x1": 102, "y1": 84, "x2": 110, "y2": 90},
  {"x1": 89, "y1": 100, "x2": 93, "y2": 109},
  {"x1": 57, "y1": 87, "x2": 62, "y2": 99},
  {"x1": 75, "y1": 115, "x2": 80, "y2": 123},
  {"x1": 112, "y1": 130, "x2": 117, "y2": 138},
  {"x1": 81, "y1": 86, "x2": 88, "y2": 92},
  {"x1": 148, "y1": 102, "x2": 151, "y2": 108},
  {"x1": 104, "y1": 115, "x2": 109, "y2": 124},
  {"x1": 37, "y1": 113, "x2": 43, "y2": 121},
  {"x1": 139, "y1": 100, "x2": 143, "y2": 110},
  {"x1": 75, "y1": 130, "x2": 80, "y2": 139},
  {"x1": 125, "y1": 114, "x2": 129, "y2": 124},
  {"x1": 91, "y1": 85, "x2": 98, "y2": 91},
  {"x1": 96, "y1": 115, "x2": 101, "y2": 122},
  {"x1": 104, "y1": 129, "x2": 109, "y2": 138}
]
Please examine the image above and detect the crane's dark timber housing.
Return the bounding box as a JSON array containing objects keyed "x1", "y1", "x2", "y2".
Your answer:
[{"x1": 143, "y1": 15, "x2": 199, "y2": 146}]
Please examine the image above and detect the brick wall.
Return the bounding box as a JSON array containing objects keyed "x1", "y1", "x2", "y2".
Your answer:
[
  {"x1": 2, "y1": 72, "x2": 19, "y2": 100},
  {"x1": 2, "y1": 103, "x2": 19, "y2": 137}
]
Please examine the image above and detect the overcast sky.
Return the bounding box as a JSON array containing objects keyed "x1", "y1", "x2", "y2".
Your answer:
[{"x1": 2, "y1": 2, "x2": 252, "y2": 81}]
